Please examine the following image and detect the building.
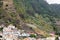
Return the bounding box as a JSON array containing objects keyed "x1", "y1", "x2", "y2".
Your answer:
[
  {"x1": 46, "y1": 37, "x2": 55, "y2": 40},
  {"x1": 2, "y1": 24, "x2": 30, "y2": 40},
  {"x1": 3, "y1": 24, "x2": 20, "y2": 40},
  {"x1": 23, "y1": 37, "x2": 36, "y2": 40}
]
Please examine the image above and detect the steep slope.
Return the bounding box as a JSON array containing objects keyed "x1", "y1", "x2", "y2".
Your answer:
[
  {"x1": 50, "y1": 4, "x2": 60, "y2": 34},
  {"x1": 13, "y1": 0, "x2": 55, "y2": 33},
  {"x1": 0, "y1": 0, "x2": 57, "y2": 37},
  {"x1": 0, "y1": 0, "x2": 21, "y2": 27}
]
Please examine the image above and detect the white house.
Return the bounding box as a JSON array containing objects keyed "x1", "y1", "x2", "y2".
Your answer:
[
  {"x1": 2, "y1": 24, "x2": 31, "y2": 40},
  {"x1": 21, "y1": 33, "x2": 30, "y2": 37},
  {"x1": 3, "y1": 24, "x2": 20, "y2": 40},
  {"x1": 24, "y1": 37, "x2": 36, "y2": 40},
  {"x1": 0, "y1": 24, "x2": 5, "y2": 28},
  {"x1": 8, "y1": 24, "x2": 15, "y2": 29},
  {"x1": 46, "y1": 37, "x2": 55, "y2": 40},
  {"x1": 37, "y1": 38, "x2": 46, "y2": 40},
  {"x1": 59, "y1": 37, "x2": 60, "y2": 40}
]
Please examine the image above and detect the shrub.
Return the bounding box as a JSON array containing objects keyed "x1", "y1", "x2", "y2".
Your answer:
[{"x1": 30, "y1": 34, "x2": 36, "y2": 38}]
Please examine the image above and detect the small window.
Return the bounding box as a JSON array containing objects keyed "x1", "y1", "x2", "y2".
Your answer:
[
  {"x1": 6, "y1": 4, "x2": 8, "y2": 7},
  {"x1": 0, "y1": 35, "x2": 2, "y2": 38}
]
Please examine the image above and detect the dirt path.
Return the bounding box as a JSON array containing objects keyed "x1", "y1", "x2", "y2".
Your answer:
[{"x1": 26, "y1": 23, "x2": 49, "y2": 37}]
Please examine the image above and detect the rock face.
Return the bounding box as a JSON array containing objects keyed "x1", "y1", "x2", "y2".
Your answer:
[{"x1": 3, "y1": 0, "x2": 16, "y2": 13}]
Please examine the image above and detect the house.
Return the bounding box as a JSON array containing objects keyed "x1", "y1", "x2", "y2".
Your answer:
[
  {"x1": 46, "y1": 37, "x2": 55, "y2": 40},
  {"x1": 23, "y1": 37, "x2": 36, "y2": 40},
  {"x1": 0, "y1": 24, "x2": 5, "y2": 28},
  {"x1": 58, "y1": 37, "x2": 60, "y2": 40},
  {"x1": 2, "y1": 24, "x2": 31, "y2": 40},
  {"x1": 3, "y1": 24, "x2": 20, "y2": 40},
  {"x1": 20, "y1": 33, "x2": 30, "y2": 37}
]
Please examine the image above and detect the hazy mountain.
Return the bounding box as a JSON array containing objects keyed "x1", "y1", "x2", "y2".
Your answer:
[{"x1": 50, "y1": 4, "x2": 60, "y2": 18}]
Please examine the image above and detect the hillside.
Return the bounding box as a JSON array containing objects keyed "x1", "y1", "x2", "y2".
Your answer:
[
  {"x1": 0, "y1": 0, "x2": 59, "y2": 37},
  {"x1": 50, "y1": 4, "x2": 60, "y2": 18},
  {"x1": 50, "y1": 4, "x2": 60, "y2": 34},
  {"x1": 13, "y1": 0, "x2": 55, "y2": 32}
]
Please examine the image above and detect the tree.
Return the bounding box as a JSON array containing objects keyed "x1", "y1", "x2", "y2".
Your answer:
[
  {"x1": 55, "y1": 37, "x2": 59, "y2": 40},
  {"x1": 30, "y1": 34, "x2": 36, "y2": 38}
]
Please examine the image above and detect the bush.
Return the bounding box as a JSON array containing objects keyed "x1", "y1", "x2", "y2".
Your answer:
[{"x1": 30, "y1": 34, "x2": 36, "y2": 38}]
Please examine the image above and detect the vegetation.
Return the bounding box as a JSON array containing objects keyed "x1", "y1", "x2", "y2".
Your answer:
[
  {"x1": 30, "y1": 34, "x2": 36, "y2": 38},
  {"x1": 13, "y1": 0, "x2": 55, "y2": 33},
  {"x1": 0, "y1": 0, "x2": 60, "y2": 36},
  {"x1": 55, "y1": 37, "x2": 59, "y2": 40},
  {"x1": 0, "y1": 27, "x2": 3, "y2": 31}
]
